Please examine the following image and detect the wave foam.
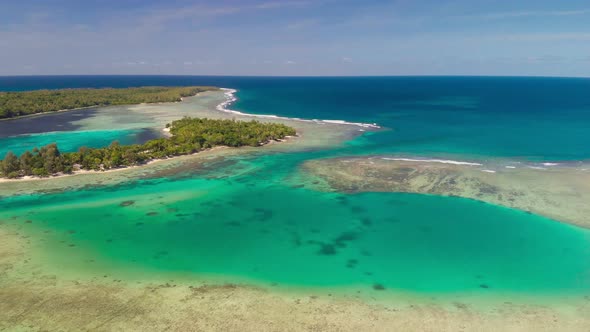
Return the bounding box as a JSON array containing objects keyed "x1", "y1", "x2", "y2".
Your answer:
[
  {"x1": 217, "y1": 88, "x2": 381, "y2": 129},
  {"x1": 381, "y1": 157, "x2": 483, "y2": 166}
]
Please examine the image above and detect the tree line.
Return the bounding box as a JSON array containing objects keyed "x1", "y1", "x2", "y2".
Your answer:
[
  {"x1": 0, "y1": 118, "x2": 296, "y2": 179},
  {"x1": 0, "y1": 86, "x2": 217, "y2": 119}
]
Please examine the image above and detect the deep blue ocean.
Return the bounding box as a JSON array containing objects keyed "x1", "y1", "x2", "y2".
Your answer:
[{"x1": 1, "y1": 75, "x2": 590, "y2": 161}]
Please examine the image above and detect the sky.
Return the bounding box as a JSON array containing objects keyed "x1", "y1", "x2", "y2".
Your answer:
[{"x1": 1, "y1": 0, "x2": 590, "y2": 76}]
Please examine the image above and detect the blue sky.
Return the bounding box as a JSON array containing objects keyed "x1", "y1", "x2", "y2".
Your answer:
[{"x1": 1, "y1": 0, "x2": 590, "y2": 76}]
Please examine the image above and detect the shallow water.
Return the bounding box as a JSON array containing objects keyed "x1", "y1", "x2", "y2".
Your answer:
[
  {"x1": 1, "y1": 76, "x2": 590, "y2": 305},
  {"x1": 2, "y1": 150, "x2": 590, "y2": 300},
  {"x1": 0, "y1": 94, "x2": 205, "y2": 158},
  {"x1": 0, "y1": 128, "x2": 158, "y2": 158}
]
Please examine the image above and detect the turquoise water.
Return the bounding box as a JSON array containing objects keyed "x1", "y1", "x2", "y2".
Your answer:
[
  {"x1": 1, "y1": 76, "x2": 590, "y2": 300},
  {"x1": 4, "y1": 76, "x2": 589, "y2": 161},
  {"x1": 2, "y1": 151, "x2": 590, "y2": 296},
  {"x1": 230, "y1": 77, "x2": 590, "y2": 161},
  {"x1": 0, "y1": 129, "x2": 145, "y2": 158}
]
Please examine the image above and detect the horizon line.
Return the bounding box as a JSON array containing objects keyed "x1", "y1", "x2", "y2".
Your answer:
[{"x1": 1, "y1": 74, "x2": 589, "y2": 79}]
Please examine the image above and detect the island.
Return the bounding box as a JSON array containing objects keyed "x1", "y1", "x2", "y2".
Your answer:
[
  {"x1": 0, "y1": 117, "x2": 296, "y2": 178},
  {"x1": 0, "y1": 86, "x2": 217, "y2": 119}
]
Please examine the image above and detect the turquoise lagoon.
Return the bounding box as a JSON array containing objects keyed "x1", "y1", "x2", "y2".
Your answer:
[
  {"x1": 2, "y1": 149, "x2": 590, "y2": 300},
  {"x1": 1, "y1": 76, "x2": 590, "y2": 303},
  {"x1": 0, "y1": 129, "x2": 151, "y2": 158}
]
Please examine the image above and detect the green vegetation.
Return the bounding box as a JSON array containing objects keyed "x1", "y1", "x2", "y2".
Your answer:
[
  {"x1": 0, "y1": 86, "x2": 217, "y2": 119},
  {"x1": 0, "y1": 118, "x2": 296, "y2": 179}
]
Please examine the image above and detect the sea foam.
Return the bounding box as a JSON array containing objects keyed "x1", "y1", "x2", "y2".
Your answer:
[
  {"x1": 381, "y1": 157, "x2": 483, "y2": 166},
  {"x1": 217, "y1": 88, "x2": 381, "y2": 129}
]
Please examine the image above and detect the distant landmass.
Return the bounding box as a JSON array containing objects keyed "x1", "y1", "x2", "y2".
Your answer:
[{"x1": 0, "y1": 86, "x2": 217, "y2": 119}]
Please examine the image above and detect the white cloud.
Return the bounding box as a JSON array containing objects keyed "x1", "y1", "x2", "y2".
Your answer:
[
  {"x1": 456, "y1": 9, "x2": 590, "y2": 20},
  {"x1": 493, "y1": 33, "x2": 590, "y2": 42},
  {"x1": 526, "y1": 55, "x2": 566, "y2": 62},
  {"x1": 285, "y1": 19, "x2": 319, "y2": 30},
  {"x1": 255, "y1": 1, "x2": 311, "y2": 10},
  {"x1": 135, "y1": 1, "x2": 315, "y2": 31}
]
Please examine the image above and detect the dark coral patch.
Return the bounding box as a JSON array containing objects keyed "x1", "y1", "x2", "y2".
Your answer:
[
  {"x1": 361, "y1": 218, "x2": 372, "y2": 226},
  {"x1": 146, "y1": 212, "x2": 159, "y2": 216},
  {"x1": 373, "y1": 283, "x2": 386, "y2": 291},
  {"x1": 350, "y1": 206, "x2": 367, "y2": 214},
  {"x1": 317, "y1": 243, "x2": 337, "y2": 256},
  {"x1": 336, "y1": 196, "x2": 349, "y2": 205},
  {"x1": 253, "y1": 208, "x2": 273, "y2": 222},
  {"x1": 334, "y1": 231, "x2": 358, "y2": 243},
  {"x1": 346, "y1": 259, "x2": 358, "y2": 268},
  {"x1": 291, "y1": 232, "x2": 302, "y2": 247},
  {"x1": 360, "y1": 250, "x2": 372, "y2": 257},
  {"x1": 335, "y1": 242, "x2": 347, "y2": 248},
  {"x1": 119, "y1": 200, "x2": 135, "y2": 207}
]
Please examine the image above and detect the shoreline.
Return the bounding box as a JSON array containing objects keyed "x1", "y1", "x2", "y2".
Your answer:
[
  {"x1": 0, "y1": 133, "x2": 298, "y2": 184},
  {"x1": 3, "y1": 89, "x2": 590, "y2": 330},
  {"x1": 218, "y1": 88, "x2": 382, "y2": 129},
  {"x1": 0, "y1": 87, "x2": 378, "y2": 183},
  {"x1": 0, "y1": 105, "x2": 100, "y2": 122},
  {"x1": 0, "y1": 87, "x2": 218, "y2": 122},
  {"x1": 0, "y1": 146, "x2": 230, "y2": 184}
]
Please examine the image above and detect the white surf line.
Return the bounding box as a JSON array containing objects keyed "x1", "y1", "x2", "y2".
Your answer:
[
  {"x1": 527, "y1": 166, "x2": 547, "y2": 170},
  {"x1": 217, "y1": 88, "x2": 381, "y2": 129},
  {"x1": 380, "y1": 157, "x2": 483, "y2": 166}
]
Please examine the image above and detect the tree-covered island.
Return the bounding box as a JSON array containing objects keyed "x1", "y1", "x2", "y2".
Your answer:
[
  {"x1": 0, "y1": 86, "x2": 217, "y2": 119},
  {"x1": 0, "y1": 118, "x2": 296, "y2": 179}
]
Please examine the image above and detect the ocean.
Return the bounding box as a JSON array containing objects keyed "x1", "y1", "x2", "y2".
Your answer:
[
  {"x1": 2, "y1": 75, "x2": 590, "y2": 161},
  {"x1": 1, "y1": 76, "x2": 589, "y2": 303}
]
